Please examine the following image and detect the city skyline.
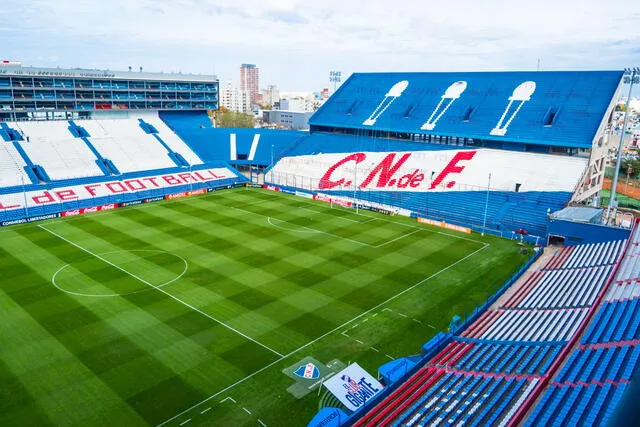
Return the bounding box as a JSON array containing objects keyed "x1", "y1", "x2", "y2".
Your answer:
[{"x1": 3, "y1": 0, "x2": 639, "y2": 92}]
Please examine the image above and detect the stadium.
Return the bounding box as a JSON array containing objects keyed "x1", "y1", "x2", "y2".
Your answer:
[{"x1": 1, "y1": 60, "x2": 639, "y2": 427}]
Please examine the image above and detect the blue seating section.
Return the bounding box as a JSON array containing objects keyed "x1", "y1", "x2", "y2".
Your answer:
[
  {"x1": 327, "y1": 188, "x2": 567, "y2": 238},
  {"x1": 160, "y1": 111, "x2": 308, "y2": 165},
  {"x1": 581, "y1": 300, "x2": 640, "y2": 344},
  {"x1": 526, "y1": 381, "x2": 629, "y2": 427},
  {"x1": 455, "y1": 342, "x2": 561, "y2": 375},
  {"x1": 555, "y1": 346, "x2": 640, "y2": 384},
  {"x1": 525, "y1": 346, "x2": 640, "y2": 426},
  {"x1": 310, "y1": 71, "x2": 623, "y2": 149},
  {"x1": 0, "y1": 163, "x2": 247, "y2": 222}
]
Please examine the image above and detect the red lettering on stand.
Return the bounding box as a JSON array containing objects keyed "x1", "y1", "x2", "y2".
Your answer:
[
  {"x1": 360, "y1": 153, "x2": 411, "y2": 188},
  {"x1": 430, "y1": 151, "x2": 476, "y2": 189},
  {"x1": 318, "y1": 153, "x2": 366, "y2": 189}
]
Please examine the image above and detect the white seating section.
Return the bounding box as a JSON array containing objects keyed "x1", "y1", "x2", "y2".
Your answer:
[
  {"x1": 80, "y1": 119, "x2": 176, "y2": 173},
  {"x1": 477, "y1": 309, "x2": 588, "y2": 342},
  {"x1": 605, "y1": 281, "x2": 640, "y2": 302},
  {"x1": 560, "y1": 240, "x2": 624, "y2": 269},
  {"x1": 142, "y1": 116, "x2": 203, "y2": 165},
  {"x1": 269, "y1": 147, "x2": 588, "y2": 193},
  {"x1": 14, "y1": 121, "x2": 103, "y2": 180},
  {"x1": 0, "y1": 142, "x2": 30, "y2": 187},
  {"x1": 511, "y1": 266, "x2": 612, "y2": 309}
]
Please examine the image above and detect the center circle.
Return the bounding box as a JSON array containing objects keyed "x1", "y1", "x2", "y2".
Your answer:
[{"x1": 52, "y1": 250, "x2": 188, "y2": 297}]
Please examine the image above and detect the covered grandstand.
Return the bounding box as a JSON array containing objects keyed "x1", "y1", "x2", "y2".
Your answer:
[{"x1": 264, "y1": 70, "x2": 623, "y2": 241}]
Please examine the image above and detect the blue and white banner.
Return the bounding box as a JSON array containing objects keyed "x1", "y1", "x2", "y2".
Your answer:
[{"x1": 323, "y1": 363, "x2": 383, "y2": 412}]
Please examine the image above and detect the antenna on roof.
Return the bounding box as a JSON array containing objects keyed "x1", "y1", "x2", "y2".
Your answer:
[{"x1": 537, "y1": 58, "x2": 542, "y2": 71}]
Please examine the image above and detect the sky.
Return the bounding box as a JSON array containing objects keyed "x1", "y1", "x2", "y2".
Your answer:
[{"x1": 4, "y1": 0, "x2": 640, "y2": 92}]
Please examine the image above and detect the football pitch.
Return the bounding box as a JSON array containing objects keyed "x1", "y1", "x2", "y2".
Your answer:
[{"x1": 0, "y1": 188, "x2": 529, "y2": 426}]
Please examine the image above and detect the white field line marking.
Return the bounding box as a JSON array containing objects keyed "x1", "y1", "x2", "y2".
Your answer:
[
  {"x1": 296, "y1": 199, "x2": 487, "y2": 245},
  {"x1": 397, "y1": 312, "x2": 409, "y2": 318},
  {"x1": 242, "y1": 407, "x2": 252, "y2": 415},
  {"x1": 428, "y1": 324, "x2": 436, "y2": 329},
  {"x1": 200, "y1": 408, "x2": 211, "y2": 414},
  {"x1": 355, "y1": 339, "x2": 364, "y2": 345},
  {"x1": 413, "y1": 319, "x2": 423, "y2": 324},
  {"x1": 382, "y1": 308, "x2": 392, "y2": 312},
  {"x1": 370, "y1": 347, "x2": 380, "y2": 352},
  {"x1": 179, "y1": 419, "x2": 191, "y2": 426},
  {"x1": 298, "y1": 206, "x2": 363, "y2": 224},
  {"x1": 51, "y1": 250, "x2": 189, "y2": 298},
  {"x1": 385, "y1": 354, "x2": 394, "y2": 360},
  {"x1": 258, "y1": 420, "x2": 267, "y2": 427},
  {"x1": 341, "y1": 331, "x2": 350, "y2": 337},
  {"x1": 266, "y1": 217, "x2": 319, "y2": 234},
  {"x1": 374, "y1": 229, "x2": 421, "y2": 248},
  {"x1": 38, "y1": 224, "x2": 284, "y2": 358},
  {"x1": 265, "y1": 215, "x2": 374, "y2": 247},
  {"x1": 156, "y1": 243, "x2": 488, "y2": 427},
  {"x1": 372, "y1": 313, "x2": 379, "y2": 317},
  {"x1": 219, "y1": 397, "x2": 236, "y2": 404}
]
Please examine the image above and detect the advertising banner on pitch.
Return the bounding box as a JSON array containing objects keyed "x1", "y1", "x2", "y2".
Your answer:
[{"x1": 323, "y1": 363, "x2": 383, "y2": 412}]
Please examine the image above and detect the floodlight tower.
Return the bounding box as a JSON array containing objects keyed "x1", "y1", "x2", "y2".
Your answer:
[
  {"x1": 329, "y1": 71, "x2": 342, "y2": 94},
  {"x1": 607, "y1": 67, "x2": 640, "y2": 224}
]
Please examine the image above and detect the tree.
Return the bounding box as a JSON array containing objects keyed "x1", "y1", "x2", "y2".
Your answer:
[
  {"x1": 620, "y1": 158, "x2": 640, "y2": 178},
  {"x1": 213, "y1": 109, "x2": 255, "y2": 128}
]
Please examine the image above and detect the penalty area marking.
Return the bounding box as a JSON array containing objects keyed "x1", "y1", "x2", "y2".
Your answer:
[
  {"x1": 38, "y1": 224, "x2": 284, "y2": 358},
  {"x1": 156, "y1": 243, "x2": 489, "y2": 427},
  {"x1": 266, "y1": 217, "x2": 320, "y2": 234},
  {"x1": 51, "y1": 250, "x2": 189, "y2": 298}
]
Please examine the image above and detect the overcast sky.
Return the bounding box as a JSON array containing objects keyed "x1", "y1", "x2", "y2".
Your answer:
[{"x1": 4, "y1": 0, "x2": 640, "y2": 92}]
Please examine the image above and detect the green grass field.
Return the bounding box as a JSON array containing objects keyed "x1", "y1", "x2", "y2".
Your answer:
[{"x1": 0, "y1": 188, "x2": 529, "y2": 426}]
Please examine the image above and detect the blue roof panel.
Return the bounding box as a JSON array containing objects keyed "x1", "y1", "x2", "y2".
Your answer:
[{"x1": 310, "y1": 71, "x2": 622, "y2": 148}]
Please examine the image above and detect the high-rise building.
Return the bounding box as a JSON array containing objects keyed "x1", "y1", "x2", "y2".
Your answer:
[
  {"x1": 239, "y1": 64, "x2": 260, "y2": 104},
  {"x1": 261, "y1": 85, "x2": 280, "y2": 106},
  {"x1": 220, "y1": 81, "x2": 252, "y2": 114}
]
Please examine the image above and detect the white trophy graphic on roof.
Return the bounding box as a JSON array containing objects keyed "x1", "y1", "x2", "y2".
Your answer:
[
  {"x1": 421, "y1": 81, "x2": 467, "y2": 130},
  {"x1": 362, "y1": 80, "x2": 409, "y2": 126},
  {"x1": 490, "y1": 81, "x2": 536, "y2": 136}
]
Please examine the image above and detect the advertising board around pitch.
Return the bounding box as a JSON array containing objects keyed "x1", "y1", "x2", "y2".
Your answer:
[{"x1": 323, "y1": 363, "x2": 384, "y2": 412}]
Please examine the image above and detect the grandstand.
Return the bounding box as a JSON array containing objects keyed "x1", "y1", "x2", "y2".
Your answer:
[
  {"x1": 265, "y1": 71, "x2": 623, "y2": 240},
  {"x1": 348, "y1": 235, "x2": 630, "y2": 427},
  {"x1": 2, "y1": 62, "x2": 640, "y2": 427}
]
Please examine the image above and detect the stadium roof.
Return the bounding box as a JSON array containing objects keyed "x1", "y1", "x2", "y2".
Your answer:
[{"x1": 310, "y1": 71, "x2": 623, "y2": 149}]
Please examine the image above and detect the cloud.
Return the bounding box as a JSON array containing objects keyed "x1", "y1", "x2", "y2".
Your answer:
[{"x1": 4, "y1": 0, "x2": 640, "y2": 90}]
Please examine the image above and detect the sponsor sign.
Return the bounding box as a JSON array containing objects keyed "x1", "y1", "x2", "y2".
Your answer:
[
  {"x1": 0, "y1": 168, "x2": 234, "y2": 212},
  {"x1": 263, "y1": 184, "x2": 281, "y2": 192},
  {"x1": 120, "y1": 200, "x2": 144, "y2": 207},
  {"x1": 145, "y1": 196, "x2": 165, "y2": 203},
  {"x1": 295, "y1": 191, "x2": 314, "y2": 199},
  {"x1": 1, "y1": 213, "x2": 60, "y2": 227},
  {"x1": 323, "y1": 363, "x2": 383, "y2": 412},
  {"x1": 165, "y1": 188, "x2": 208, "y2": 200},
  {"x1": 61, "y1": 204, "x2": 119, "y2": 217},
  {"x1": 312, "y1": 194, "x2": 352, "y2": 208},
  {"x1": 418, "y1": 217, "x2": 472, "y2": 234}
]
